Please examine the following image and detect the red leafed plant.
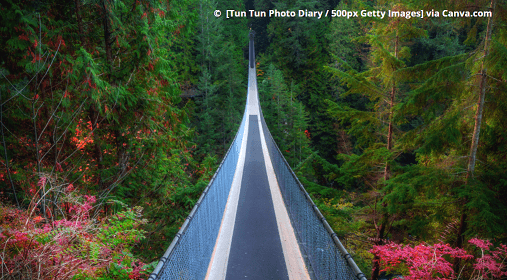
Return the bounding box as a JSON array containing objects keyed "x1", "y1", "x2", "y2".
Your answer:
[
  {"x1": 468, "y1": 238, "x2": 507, "y2": 279},
  {"x1": 371, "y1": 239, "x2": 507, "y2": 280},
  {"x1": 0, "y1": 177, "x2": 152, "y2": 280},
  {"x1": 371, "y1": 242, "x2": 473, "y2": 280}
]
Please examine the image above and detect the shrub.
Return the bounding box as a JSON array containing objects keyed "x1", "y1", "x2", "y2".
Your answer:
[
  {"x1": 371, "y1": 239, "x2": 507, "y2": 280},
  {"x1": 0, "y1": 182, "x2": 152, "y2": 280}
]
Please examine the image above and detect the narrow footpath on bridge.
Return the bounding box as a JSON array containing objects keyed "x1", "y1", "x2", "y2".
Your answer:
[
  {"x1": 205, "y1": 35, "x2": 310, "y2": 279},
  {"x1": 148, "y1": 31, "x2": 365, "y2": 280}
]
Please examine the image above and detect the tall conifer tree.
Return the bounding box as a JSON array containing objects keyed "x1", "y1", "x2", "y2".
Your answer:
[{"x1": 326, "y1": 1, "x2": 426, "y2": 278}]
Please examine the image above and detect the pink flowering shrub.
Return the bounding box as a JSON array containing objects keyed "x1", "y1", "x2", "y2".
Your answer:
[
  {"x1": 371, "y1": 242, "x2": 473, "y2": 280},
  {"x1": 468, "y1": 238, "x2": 507, "y2": 279},
  {"x1": 0, "y1": 184, "x2": 152, "y2": 280},
  {"x1": 371, "y1": 239, "x2": 507, "y2": 280}
]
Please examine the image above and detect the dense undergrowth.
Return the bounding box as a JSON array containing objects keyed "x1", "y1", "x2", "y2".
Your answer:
[{"x1": 0, "y1": 177, "x2": 152, "y2": 279}]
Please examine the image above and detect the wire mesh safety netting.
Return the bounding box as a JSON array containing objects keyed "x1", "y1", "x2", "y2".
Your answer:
[
  {"x1": 150, "y1": 31, "x2": 365, "y2": 280},
  {"x1": 257, "y1": 83, "x2": 366, "y2": 280},
  {"x1": 258, "y1": 108, "x2": 365, "y2": 280},
  {"x1": 149, "y1": 111, "x2": 247, "y2": 280}
]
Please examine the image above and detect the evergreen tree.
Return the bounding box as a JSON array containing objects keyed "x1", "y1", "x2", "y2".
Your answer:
[
  {"x1": 387, "y1": 1, "x2": 507, "y2": 273},
  {"x1": 267, "y1": 0, "x2": 337, "y2": 164},
  {"x1": 392, "y1": 0, "x2": 507, "y2": 238},
  {"x1": 194, "y1": 0, "x2": 246, "y2": 159},
  {"x1": 325, "y1": 0, "x2": 507, "y2": 277},
  {"x1": 326, "y1": 1, "x2": 426, "y2": 278},
  {"x1": 258, "y1": 63, "x2": 310, "y2": 168},
  {"x1": 0, "y1": 0, "x2": 208, "y2": 262},
  {"x1": 327, "y1": 1, "x2": 365, "y2": 72}
]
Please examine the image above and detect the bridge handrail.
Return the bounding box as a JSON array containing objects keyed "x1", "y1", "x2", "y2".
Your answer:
[
  {"x1": 256, "y1": 78, "x2": 367, "y2": 280},
  {"x1": 148, "y1": 30, "x2": 366, "y2": 280},
  {"x1": 148, "y1": 96, "x2": 248, "y2": 280}
]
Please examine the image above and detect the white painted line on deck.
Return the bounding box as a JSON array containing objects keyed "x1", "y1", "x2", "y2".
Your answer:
[
  {"x1": 205, "y1": 69, "x2": 259, "y2": 280},
  {"x1": 247, "y1": 69, "x2": 260, "y2": 116},
  {"x1": 205, "y1": 115, "x2": 248, "y2": 280},
  {"x1": 256, "y1": 90, "x2": 311, "y2": 280},
  {"x1": 206, "y1": 67, "x2": 307, "y2": 279}
]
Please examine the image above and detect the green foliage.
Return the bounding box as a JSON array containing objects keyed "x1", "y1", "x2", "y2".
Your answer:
[
  {"x1": 0, "y1": 0, "x2": 224, "y2": 267},
  {"x1": 258, "y1": 63, "x2": 311, "y2": 167},
  {"x1": 265, "y1": 0, "x2": 338, "y2": 163},
  {"x1": 321, "y1": 1, "x2": 507, "y2": 277},
  {"x1": 192, "y1": 0, "x2": 246, "y2": 161},
  {"x1": 98, "y1": 206, "x2": 147, "y2": 248},
  {"x1": 0, "y1": 188, "x2": 152, "y2": 280},
  {"x1": 327, "y1": 2, "x2": 365, "y2": 72}
]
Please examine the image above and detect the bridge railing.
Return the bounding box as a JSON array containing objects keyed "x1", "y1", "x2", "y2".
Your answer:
[
  {"x1": 148, "y1": 102, "x2": 248, "y2": 280},
  {"x1": 256, "y1": 79, "x2": 366, "y2": 280},
  {"x1": 149, "y1": 30, "x2": 366, "y2": 280}
]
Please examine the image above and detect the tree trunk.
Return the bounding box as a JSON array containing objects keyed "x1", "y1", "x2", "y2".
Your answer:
[
  {"x1": 114, "y1": 127, "x2": 128, "y2": 180},
  {"x1": 75, "y1": 0, "x2": 84, "y2": 39},
  {"x1": 384, "y1": 34, "x2": 398, "y2": 182},
  {"x1": 454, "y1": 0, "x2": 495, "y2": 273},
  {"x1": 101, "y1": 0, "x2": 113, "y2": 72},
  {"x1": 372, "y1": 210, "x2": 388, "y2": 280},
  {"x1": 466, "y1": 0, "x2": 495, "y2": 181},
  {"x1": 372, "y1": 32, "x2": 398, "y2": 280}
]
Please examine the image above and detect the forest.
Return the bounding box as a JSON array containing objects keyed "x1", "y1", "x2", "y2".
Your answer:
[{"x1": 0, "y1": 0, "x2": 506, "y2": 279}]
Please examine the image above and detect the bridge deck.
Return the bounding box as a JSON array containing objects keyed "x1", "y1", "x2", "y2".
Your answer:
[
  {"x1": 149, "y1": 31, "x2": 365, "y2": 280},
  {"x1": 226, "y1": 115, "x2": 288, "y2": 279},
  {"x1": 205, "y1": 60, "x2": 310, "y2": 279}
]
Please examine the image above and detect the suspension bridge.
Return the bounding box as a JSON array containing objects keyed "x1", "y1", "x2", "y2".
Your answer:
[{"x1": 148, "y1": 31, "x2": 366, "y2": 280}]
